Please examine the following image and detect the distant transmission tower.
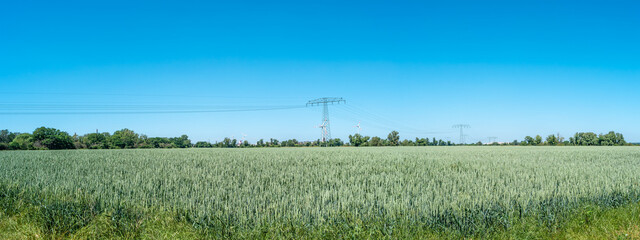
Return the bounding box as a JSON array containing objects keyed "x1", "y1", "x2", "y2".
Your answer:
[
  {"x1": 452, "y1": 124, "x2": 470, "y2": 144},
  {"x1": 488, "y1": 137, "x2": 497, "y2": 144},
  {"x1": 307, "y1": 97, "x2": 346, "y2": 143}
]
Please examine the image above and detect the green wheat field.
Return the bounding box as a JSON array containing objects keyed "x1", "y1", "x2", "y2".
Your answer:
[{"x1": 1, "y1": 147, "x2": 640, "y2": 239}]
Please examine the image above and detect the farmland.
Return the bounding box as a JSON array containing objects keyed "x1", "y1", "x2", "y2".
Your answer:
[{"x1": 1, "y1": 147, "x2": 640, "y2": 239}]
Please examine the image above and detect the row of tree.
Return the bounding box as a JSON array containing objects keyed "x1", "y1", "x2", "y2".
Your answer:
[
  {"x1": 0, "y1": 127, "x2": 632, "y2": 150},
  {"x1": 347, "y1": 131, "x2": 454, "y2": 146},
  {"x1": 0, "y1": 127, "x2": 450, "y2": 150},
  {"x1": 0, "y1": 127, "x2": 348, "y2": 150},
  {"x1": 193, "y1": 138, "x2": 345, "y2": 148},
  {"x1": 515, "y1": 132, "x2": 628, "y2": 146},
  {"x1": 0, "y1": 128, "x2": 193, "y2": 150}
]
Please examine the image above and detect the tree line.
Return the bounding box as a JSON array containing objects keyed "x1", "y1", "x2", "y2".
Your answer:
[
  {"x1": 513, "y1": 132, "x2": 628, "y2": 146},
  {"x1": 0, "y1": 127, "x2": 633, "y2": 150},
  {"x1": 348, "y1": 131, "x2": 454, "y2": 146},
  {"x1": 0, "y1": 127, "x2": 193, "y2": 150}
]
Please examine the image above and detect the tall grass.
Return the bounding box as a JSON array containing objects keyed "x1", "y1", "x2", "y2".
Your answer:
[{"x1": 1, "y1": 147, "x2": 639, "y2": 237}]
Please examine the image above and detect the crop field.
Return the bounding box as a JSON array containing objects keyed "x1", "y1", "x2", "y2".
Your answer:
[{"x1": 1, "y1": 147, "x2": 640, "y2": 238}]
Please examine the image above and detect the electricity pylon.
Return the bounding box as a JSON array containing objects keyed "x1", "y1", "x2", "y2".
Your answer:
[
  {"x1": 488, "y1": 137, "x2": 497, "y2": 144},
  {"x1": 307, "y1": 97, "x2": 345, "y2": 143},
  {"x1": 452, "y1": 124, "x2": 470, "y2": 144}
]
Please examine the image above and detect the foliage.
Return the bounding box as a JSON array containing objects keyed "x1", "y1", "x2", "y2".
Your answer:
[
  {"x1": 31, "y1": 127, "x2": 75, "y2": 150},
  {"x1": 0, "y1": 127, "x2": 634, "y2": 151},
  {"x1": 81, "y1": 132, "x2": 110, "y2": 149},
  {"x1": 534, "y1": 135, "x2": 543, "y2": 145},
  {"x1": 145, "y1": 137, "x2": 175, "y2": 148},
  {"x1": 326, "y1": 138, "x2": 344, "y2": 147},
  {"x1": 546, "y1": 134, "x2": 558, "y2": 146},
  {"x1": 170, "y1": 135, "x2": 191, "y2": 148},
  {"x1": 368, "y1": 136, "x2": 383, "y2": 146},
  {"x1": 9, "y1": 133, "x2": 35, "y2": 150},
  {"x1": 598, "y1": 131, "x2": 627, "y2": 146},
  {"x1": 0, "y1": 130, "x2": 17, "y2": 144},
  {"x1": 109, "y1": 129, "x2": 139, "y2": 149},
  {"x1": 523, "y1": 136, "x2": 534, "y2": 146},
  {"x1": 387, "y1": 130, "x2": 400, "y2": 146},
  {"x1": 194, "y1": 141, "x2": 213, "y2": 148},
  {"x1": 571, "y1": 132, "x2": 626, "y2": 146},
  {"x1": 348, "y1": 133, "x2": 370, "y2": 147}
]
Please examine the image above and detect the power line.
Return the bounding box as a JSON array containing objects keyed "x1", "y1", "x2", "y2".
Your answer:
[
  {"x1": 0, "y1": 103, "x2": 300, "y2": 110},
  {"x1": 0, "y1": 91, "x2": 307, "y2": 100},
  {"x1": 0, "y1": 105, "x2": 306, "y2": 115},
  {"x1": 2, "y1": 98, "x2": 454, "y2": 139},
  {"x1": 335, "y1": 104, "x2": 450, "y2": 135}
]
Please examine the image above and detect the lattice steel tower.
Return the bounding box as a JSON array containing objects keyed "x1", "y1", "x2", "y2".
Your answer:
[
  {"x1": 452, "y1": 124, "x2": 470, "y2": 144},
  {"x1": 307, "y1": 97, "x2": 345, "y2": 143}
]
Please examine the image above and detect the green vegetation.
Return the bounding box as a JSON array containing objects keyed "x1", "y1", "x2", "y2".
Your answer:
[
  {"x1": 520, "y1": 132, "x2": 628, "y2": 146},
  {"x1": 1, "y1": 147, "x2": 639, "y2": 238},
  {"x1": 0, "y1": 127, "x2": 631, "y2": 150}
]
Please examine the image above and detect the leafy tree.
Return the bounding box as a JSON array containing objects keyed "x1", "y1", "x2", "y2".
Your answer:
[
  {"x1": 220, "y1": 138, "x2": 233, "y2": 148},
  {"x1": 281, "y1": 139, "x2": 299, "y2": 147},
  {"x1": 9, "y1": 133, "x2": 34, "y2": 150},
  {"x1": 369, "y1": 136, "x2": 383, "y2": 146},
  {"x1": 599, "y1": 131, "x2": 626, "y2": 146},
  {"x1": 414, "y1": 137, "x2": 429, "y2": 146},
  {"x1": 387, "y1": 131, "x2": 400, "y2": 146},
  {"x1": 0, "y1": 129, "x2": 17, "y2": 150},
  {"x1": 614, "y1": 132, "x2": 626, "y2": 145},
  {"x1": 348, "y1": 134, "x2": 370, "y2": 147},
  {"x1": 545, "y1": 134, "x2": 558, "y2": 146},
  {"x1": 0, "y1": 129, "x2": 17, "y2": 143},
  {"x1": 83, "y1": 132, "x2": 110, "y2": 149},
  {"x1": 194, "y1": 141, "x2": 213, "y2": 148},
  {"x1": 171, "y1": 135, "x2": 192, "y2": 148},
  {"x1": 32, "y1": 127, "x2": 75, "y2": 150},
  {"x1": 401, "y1": 139, "x2": 415, "y2": 146},
  {"x1": 109, "y1": 128, "x2": 139, "y2": 149},
  {"x1": 145, "y1": 137, "x2": 174, "y2": 148},
  {"x1": 328, "y1": 138, "x2": 343, "y2": 147},
  {"x1": 574, "y1": 132, "x2": 599, "y2": 146},
  {"x1": 534, "y1": 135, "x2": 543, "y2": 146}
]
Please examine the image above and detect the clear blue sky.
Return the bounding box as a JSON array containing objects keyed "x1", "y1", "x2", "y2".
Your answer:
[{"x1": 1, "y1": 0, "x2": 639, "y2": 143}]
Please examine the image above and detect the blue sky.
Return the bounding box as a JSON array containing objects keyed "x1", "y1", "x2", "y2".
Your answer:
[{"x1": 1, "y1": 0, "x2": 639, "y2": 143}]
